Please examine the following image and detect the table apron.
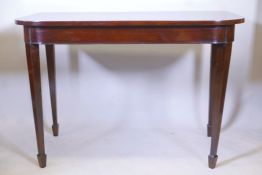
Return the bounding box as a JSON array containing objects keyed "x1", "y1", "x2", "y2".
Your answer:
[{"x1": 24, "y1": 25, "x2": 235, "y2": 44}]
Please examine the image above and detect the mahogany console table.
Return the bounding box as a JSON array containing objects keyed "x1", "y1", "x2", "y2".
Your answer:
[{"x1": 15, "y1": 12, "x2": 244, "y2": 169}]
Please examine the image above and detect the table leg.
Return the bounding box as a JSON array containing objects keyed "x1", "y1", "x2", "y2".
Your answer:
[
  {"x1": 208, "y1": 43, "x2": 232, "y2": 169},
  {"x1": 25, "y1": 44, "x2": 46, "y2": 168},
  {"x1": 46, "y1": 44, "x2": 59, "y2": 136}
]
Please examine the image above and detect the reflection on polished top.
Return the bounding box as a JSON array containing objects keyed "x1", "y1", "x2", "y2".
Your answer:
[{"x1": 15, "y1": 11, "x2": 244, "y2": 27}]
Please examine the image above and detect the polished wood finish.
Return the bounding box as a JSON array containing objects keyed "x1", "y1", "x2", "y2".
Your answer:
[
  {"x1": 25, "y1": 44, "x2": 46, "y2": 168},
  {"x1": 208, "y1": 43, "x2": 232, "y2": 168},
  {"x1": 24, "y1": 26, "x2": 235, "y2": 44},
  {"x1": 45, "y1": 45, "x2": 59, "y2": 136},
  {"x1": 16, "y1": 12, "x2": 244, "y2": 169},
  {"x1": 15, "y1": 12, "x2": 244, "y2": 27}
]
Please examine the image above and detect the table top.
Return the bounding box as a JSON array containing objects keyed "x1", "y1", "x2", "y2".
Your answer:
[{"x1": 15, "y1": 11, "x2": 244, "y2": 27}]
